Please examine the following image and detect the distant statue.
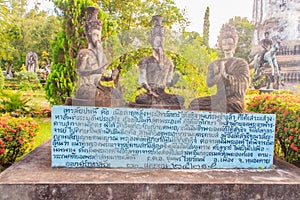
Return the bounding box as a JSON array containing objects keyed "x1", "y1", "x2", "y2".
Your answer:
[
  {"x1": 26, "y1": 51, "x2": 38, "y2": 73},
  {"x1": 6, "y1": 64, "x2": 13, "y2": 78},
  {"x1": 250, "y1": 32, "x2": 284, "y2": 89},
  {"x1": 134, "y1": 15, "x2": 184, "y2": 108},
  {"x1": 70, "y1": 6, "x2": 123, "y2": 107},
  {"x1": 189, "y1": 25, "x2": 250, "y2": 113}
]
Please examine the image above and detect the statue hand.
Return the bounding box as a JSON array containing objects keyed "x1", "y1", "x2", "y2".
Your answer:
[
  {"x1": 167, "y1": 72, "x2": 180, "y2": 87},
  {"x1": 142, "y1": 83, "x2": 151, "y2": 92},
  {"x1": 142, "y1": 83, "x2": 158, "y2": 97},
  {"x1": 219, "y1": 61, "x2": 227, "y2": 78}
]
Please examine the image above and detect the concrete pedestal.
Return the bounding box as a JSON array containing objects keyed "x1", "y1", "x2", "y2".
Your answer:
[{"x1": 1, "y1": 140, "x2": 300, "y2": 200}]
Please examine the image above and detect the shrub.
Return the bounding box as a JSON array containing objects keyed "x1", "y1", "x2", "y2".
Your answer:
[
  {"x1": 0, "y1": 91, "x2": 31, "y2": 117},
  {"x1": 246, "y1": 92, "x2": 300, "y2": 165},
  {"x1": 14, "y1": 71, "x2": 42, "y2": 91},
  {"x1": 14, "y1": 71, "x2": 40, "y2": 83},
  {"x1": 0, "y1": 116, "x2": 39, "y2": 168}
]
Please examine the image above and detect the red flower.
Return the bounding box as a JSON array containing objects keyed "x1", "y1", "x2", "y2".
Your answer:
[
  {"x1": 0, "y1": 148, "x2": 5, "y2": 154},
  {"x1": 291, "y1": 143, "x2": 299, "y2": 152},
  {"x1": 289, "y1": 135, "x2": 294, "y2": 140},
  {"x1": 283, "y1": 110, "x2": 289, "y2": 117},
  {"x1": 252, "y1": 103, "x2": 256, "y2": 107},
  {"x1": 284, "y1": 127, "x2": 288, "y2": 132}
]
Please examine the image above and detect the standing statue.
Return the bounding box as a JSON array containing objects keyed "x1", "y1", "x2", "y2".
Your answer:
[
  {"x1": 70, "y1": 6, "x2": 123, "y2": 107},
  {"x1": 189, "y1": 25, "x2": 250, "y2": 113},
  {"x1": 134, "y1": 15, "x2": 184, "y2": 108},
  {"x1": 26, "y1": 51, "x2": 38, "y2": 73}
]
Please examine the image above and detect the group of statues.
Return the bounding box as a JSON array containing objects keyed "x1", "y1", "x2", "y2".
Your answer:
[{"x1": 72, "y1": 6, "x2": 283, "y2": 113}]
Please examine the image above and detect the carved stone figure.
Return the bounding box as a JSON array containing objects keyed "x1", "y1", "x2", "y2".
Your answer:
[
  {"x1": 6, "y1": 64, "x2": 13, "y2": 78},
  {"x1": 189, "y1": 25, "x2": 250, "y2": 113},
  {"x1": 76, "y1": 6, "x2": 108, "y2": 90},
  {"x1": 26, "y1": 51, "x2": 38, "y2": 73},
  {"x1": 251, "y1": 34, "x2": 284, "y2": 90},
  {"x1": 133, "y1": 15, "x2": 184, "y2": 108},
  {"x1": 68, "y1": 6, "x2": 123, "y2": 107}
]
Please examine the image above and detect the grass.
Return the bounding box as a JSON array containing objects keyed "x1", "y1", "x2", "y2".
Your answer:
[{"x1": 33, "y1": 117, "x2": 51, "y2": 149}]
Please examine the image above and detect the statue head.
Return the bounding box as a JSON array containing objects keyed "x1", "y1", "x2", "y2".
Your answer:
[
  {"x1": 150, "y1": 15, "x2": 165, "y2": 60},
  {"x1": 152, "y1": 15, "x2": 163, "y2": 27},
  {"x1": 218, "y1": 25, "x2": 238, "y2": 54},
  {"x1": 84, "y1": 7, "x2": 103, "y2": 44},
  {"x1": 264, "y1": 31, "x2": 270, "y2": 38}
]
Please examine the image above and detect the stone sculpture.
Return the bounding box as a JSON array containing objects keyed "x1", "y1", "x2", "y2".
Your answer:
[
  {"x1": 133, "y1": 15, "x2": 184, "y2": 109},
  {"x1": 251, "y1": 33, "x2": 284, "y2": 90},
  {"x1": 69, "y1": 6, "x2": 123, "y2": 107},
  {"x1": 189, "y1": 25, "x2": 250, "y2": 113},
  {"x1": 26, "y1": 51, "x2": 38, "y2": 73}
]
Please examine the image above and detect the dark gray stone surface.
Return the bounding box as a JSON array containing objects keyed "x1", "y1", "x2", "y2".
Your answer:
[{"x1": 1, "y1": 140, "x2": 300, "y2": 199}]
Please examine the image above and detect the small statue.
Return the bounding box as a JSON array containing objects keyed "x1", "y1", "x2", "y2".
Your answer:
[
  {"x1": 189, "y1": 25, "x2": 250, "y2": 113},
  {"x1": 134, "y1": 15, "x2": 184, "y2": 108},
  {"x1": 251, "y1": 32, "x2": 283, "y2": 90},
  {"x1": 26, "y1": 51, "x2": 38, "y2": 73}
]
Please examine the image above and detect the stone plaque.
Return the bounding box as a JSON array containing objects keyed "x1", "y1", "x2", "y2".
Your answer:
[{"x1": 52, "y1": 106, "x2": 276, "y2": 169}]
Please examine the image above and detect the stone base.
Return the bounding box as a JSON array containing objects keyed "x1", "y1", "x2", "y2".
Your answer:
[
  {"x1": 1, "y1": 140, "x2": 300, "y2": 200},
  {"x1": 67, "y1": 84, "x2": 125, "y2": 107}
]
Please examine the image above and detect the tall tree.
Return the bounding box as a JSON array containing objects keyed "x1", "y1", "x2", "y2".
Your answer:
[
  {"x1": 217, "y1": 17, "x2": 254, "y2": 61},
  {"x1": 202, "y1": 6, "x2": 210, "y2": 47},
  {"x1": 0, "y1": 0, "x2": 60, "y2": 71},
  {"x1": 0, "y1": 0, "x2": 22, "y2": 71}
]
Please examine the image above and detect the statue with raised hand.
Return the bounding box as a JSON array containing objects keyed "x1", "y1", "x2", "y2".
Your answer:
[
  {"x1": 71, "y1": 6, "x2": 123, "y2": 107},
  {"x1": 76, "y1": 6, "x2": 108, "y2": 89},
  {"x1": 135, "y1": 15, "x2": 184, "y2": 108}
]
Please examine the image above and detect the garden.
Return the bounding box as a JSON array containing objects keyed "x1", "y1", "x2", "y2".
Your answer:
[
  {"x1": 0, "y1": 0, "x2": 299, "y2": 172},
  {"x1": 0, "y1": 70, "x2": 51, "y2": 172}
]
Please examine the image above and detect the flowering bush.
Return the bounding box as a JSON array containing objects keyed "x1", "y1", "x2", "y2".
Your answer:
[
  {"x1": 0, "y1": 116, "x2": 39, "y2": 168},
  {"x1": 246, "y1": 92, "x2": 300, "y2": 165}
]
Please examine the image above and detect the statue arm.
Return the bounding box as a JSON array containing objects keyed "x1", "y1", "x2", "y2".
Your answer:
[
  {"x1": 138, "y1": 63, "x2": 150, "y2": 91},
  {"x1": 222, "y1": 59, "x2": 250, "y2": 97},
  {"x1": 206, "y1": 62, "x2": 221, "y2": 87},
  {"x1": 166, "y1": 62, "x2": 179, "y2": 87},
  {"x1": 96, "y1": 43, "x2": 108, "y2": 69},
  {"x1": 76, "y1": 50, "x2": 107, "y2": 76},
  {"x1": 78, "y1": 66, "x2": 107, "y2": 76}
]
